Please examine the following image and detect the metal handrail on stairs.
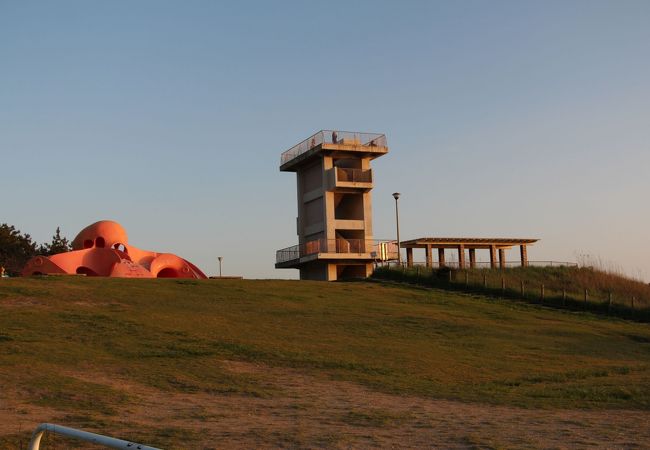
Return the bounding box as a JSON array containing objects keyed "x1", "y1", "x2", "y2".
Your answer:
[{"x1": 28, "y1": 423, "x2": 162, "y2": 450}]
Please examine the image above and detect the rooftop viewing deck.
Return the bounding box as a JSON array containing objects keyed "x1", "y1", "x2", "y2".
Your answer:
[{"x1": 280, "y1": 130, "x2": 387, "y2": 171}]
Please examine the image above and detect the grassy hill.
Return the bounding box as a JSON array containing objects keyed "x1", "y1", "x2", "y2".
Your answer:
[
  {"x1": 375, "y1": 265, "x2": 650, "y2": 319},
  {"x1": 1, "y1": 277, "x2": 650, "y2": 448}
]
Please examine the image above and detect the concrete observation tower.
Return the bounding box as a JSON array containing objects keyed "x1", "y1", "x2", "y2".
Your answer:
[{"x1": 275, "y1": 130, "x2": 396, "y2": 281}]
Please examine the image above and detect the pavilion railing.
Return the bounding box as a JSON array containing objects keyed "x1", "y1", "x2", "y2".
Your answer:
[{"x1": 280, "y1": 130, "x2": 387, "y2": 166}]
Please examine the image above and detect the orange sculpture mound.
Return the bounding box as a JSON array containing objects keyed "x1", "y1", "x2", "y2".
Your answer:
[{"x1": 22, "y1": 220, "x2": 207, "y2": 279}]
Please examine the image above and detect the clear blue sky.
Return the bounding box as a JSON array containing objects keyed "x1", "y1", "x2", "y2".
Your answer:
[{"x1": 2, "y1": 1, "x2": 649, "y2": 280}]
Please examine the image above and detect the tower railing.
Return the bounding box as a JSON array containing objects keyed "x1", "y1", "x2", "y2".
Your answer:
[
  {"x1": 335, "y1": 167, "x2": 373, "y2": 183},
  {"x1": 276, "y1": 239, "x2": 398, "y2": 264},
  {"x1": 280, "y1": 130, "x2": 387, "y2": 165}
]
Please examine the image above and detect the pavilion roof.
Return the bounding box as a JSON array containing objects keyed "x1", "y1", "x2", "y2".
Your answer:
[{"x1": 400, "y1": 237, "x2": 539, "y2": 249}]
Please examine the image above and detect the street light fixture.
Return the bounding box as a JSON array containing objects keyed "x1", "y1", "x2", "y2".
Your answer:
[
  {"x1": 217, "y1": 256, "x2": 223, "y2": 277},
  {"x1": 392, "y1": 192, "x2": 401, "y2": 265}
]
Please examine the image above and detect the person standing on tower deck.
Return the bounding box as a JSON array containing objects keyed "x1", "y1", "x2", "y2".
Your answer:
[{"x1": 331, "y1": 131, "x2": 338, "y2": 144}]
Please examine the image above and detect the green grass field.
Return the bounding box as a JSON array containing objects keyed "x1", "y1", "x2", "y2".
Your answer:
[{"x1": 1, "y1": 277, "x2": 650, "y2": 448}]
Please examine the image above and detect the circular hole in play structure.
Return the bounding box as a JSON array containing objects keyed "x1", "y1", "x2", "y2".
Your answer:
[
  {"x1": 112, "y1": 243, "x2": 128, "y2": 254},
  {"x1": 76, "y1": 266, "x2": 99, "y2": 276},
  {"x1": 157, "y1": 268, "x2": 180, "y2": 278}
]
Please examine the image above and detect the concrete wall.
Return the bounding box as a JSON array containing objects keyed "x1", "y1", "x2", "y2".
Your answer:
[{"x1": 293, "y1": 149, "x2": 382, "y2": 281}]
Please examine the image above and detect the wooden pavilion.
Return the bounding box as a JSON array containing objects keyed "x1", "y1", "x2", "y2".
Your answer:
[{"x1": 400, "y1": 237, "x2": 539, "y2": 269}]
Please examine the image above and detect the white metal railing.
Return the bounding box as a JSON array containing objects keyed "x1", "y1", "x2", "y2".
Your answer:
[
  {"x1": 276, "y1": 239, "x2": 398, "y2": 264},
  {"x1": 28, "y1": 423, "x2": 162, "y2": 450},
  {"x1": 280, "y1": 130, "x2": 387, "y2": 165}
]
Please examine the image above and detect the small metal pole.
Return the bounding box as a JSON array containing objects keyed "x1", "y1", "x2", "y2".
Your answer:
[
  {"x1": 393, "y1": 192, "x2": 401, "y2": 265},
  {"x1": 448, "y1": 270, "x2": 452, "y2": 283},
  {"x1": 501, "y1": 277, "x2": 505, "y2": 293},
  {"x1": 520, "y1": 280, "x2": 525, "y2": 298},
  {"x1": 541, "y1": 283, "x2": 545, "y2": 303},
  {"x1": 483, "y1": 273, "x2": 487, "y2": 288},
  {"x1": 584, "y1": 289, "x2": 588, "y2": 305},
  {"x1": 632, "y1": 296, "x2": 635, "y2": 309},
  {"x1": 562, "y1": 288, "x2": 566, "y2": 307}
]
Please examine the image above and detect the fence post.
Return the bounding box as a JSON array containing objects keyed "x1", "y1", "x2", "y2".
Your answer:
[
  {"x1": 483, "y1": 274, "x2": 487, "y2": 288},
  {"x1": 501, "y1": 277, "x2": 505, "y2": 294},
  {"x1": 584, "y1": 289, "x2": 588, "y2": 306},
  {"x1": 465, "y1": 271, "x2": 469, "y2": 287},
  {"x1": 448, "y1": 270, "x2": 452, "y2": 283},
  {"x1": 541, "y1": 284, "x2": 545, "y2": 303},
  {"x1": 632, "y1": 296, "x2": 635, "y2": 309},
  {"x1": 562, "y1": 288, "x2": 566, "y2": 307},
  {"x1": 416, "y1": 266, "x2": 420, "y2": 281},
  {"x1": 608, "y1": 291, "x2": 612, "y2": 313},
  {"x1": 520, "y1": 280, "x2": 525, "y2": 298}
]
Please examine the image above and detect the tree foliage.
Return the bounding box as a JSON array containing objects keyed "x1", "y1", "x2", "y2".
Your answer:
[
  {"x1": 0, "y1": 223, "x2": 38, "y2": 276},
  {"x1": 0, "y1": 224, "x2": 72, "y2": 276},
  {"x1": 39, "y1": 227, "x2": 72, "y2": 256}
]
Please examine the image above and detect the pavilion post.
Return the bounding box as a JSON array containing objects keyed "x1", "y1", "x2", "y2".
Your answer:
[
  {"x1": 469, "y1": 248, "x2": 476, "y2": 269},
  {"x1": 489, "y1": 246, "x2": 497, "y2": 269},
  {"x1": 458, "y1": 244, "x2": 466, "y2": 269},
  {"x1": 520, "y1": 245, "x2": 528, "y2": 267},
  {"x1": 438, "y1": 248, "x2": 446, "y2": 267},
  {"x1": 498, "y1": 248, "x2": 506, "y2": 269},
  {"x1": 406, "y1": 247, "x2": 413, "y2": 268},
  {"x1": 425, "y1": 245, "x2": 432, "y2": 268}
]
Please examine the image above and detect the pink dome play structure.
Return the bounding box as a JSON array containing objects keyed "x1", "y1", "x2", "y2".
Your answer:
[{"x1": 22, "y1": 220, "x2": 207, "y2": 279}]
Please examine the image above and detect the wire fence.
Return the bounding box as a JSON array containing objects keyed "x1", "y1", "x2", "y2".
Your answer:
[
  {"x1": 373, "y1": 265, "x2": 650, "y2": 322},
  {"x1": 384, "y1": 260, "x2": 578, "y2": 269}
]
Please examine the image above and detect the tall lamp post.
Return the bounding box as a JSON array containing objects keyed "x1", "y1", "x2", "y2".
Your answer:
[
  {"x1": 392, "y1": 192, "x2": 401, "y2": 266},
  {"x1": 217, "y1": 256, "x2": 223, "y2": 277}
]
